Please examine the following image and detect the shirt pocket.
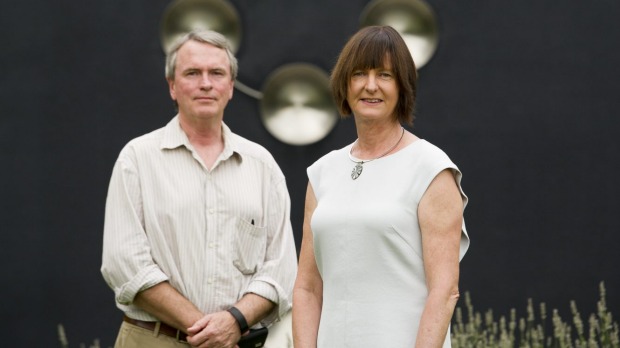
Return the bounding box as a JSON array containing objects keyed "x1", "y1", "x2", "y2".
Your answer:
[{"x1": 232, "y1": 218, "x2": 267, "y2": 275}]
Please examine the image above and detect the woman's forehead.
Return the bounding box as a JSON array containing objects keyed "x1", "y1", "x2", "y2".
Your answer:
[{"x1": 352, "y1": 54, "x2": 392, "y2": 70}]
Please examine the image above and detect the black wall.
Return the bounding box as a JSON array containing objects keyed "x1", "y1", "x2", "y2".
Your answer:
[{"x1": 2, "y1": 0, "x2": 619, "y2": 346}]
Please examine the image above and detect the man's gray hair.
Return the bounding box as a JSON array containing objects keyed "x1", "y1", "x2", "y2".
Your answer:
[{"x1": 165, "y1": 29, "x2": 238, "y2": 81}]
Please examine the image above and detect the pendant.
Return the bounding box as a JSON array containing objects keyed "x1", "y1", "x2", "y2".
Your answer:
[{"x1": 351, "y1": 162, "x2": 363, "y2": 180}]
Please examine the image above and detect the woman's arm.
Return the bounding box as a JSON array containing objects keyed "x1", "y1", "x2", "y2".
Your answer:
[
  {"x1": 292, "y1": 183, "x2": 323, "y2": 348},
  {"x1": 416, "y1": 169, "x2": 464, "y2": 348}
]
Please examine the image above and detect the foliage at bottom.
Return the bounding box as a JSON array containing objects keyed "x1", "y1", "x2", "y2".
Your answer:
[{"x1": 451, "y1": 282, "x2": 619, "y2": 348}]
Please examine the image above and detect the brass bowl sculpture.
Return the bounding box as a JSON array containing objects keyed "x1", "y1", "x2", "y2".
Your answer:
[
  {"x1": 360, "y1": 0, "x2": 439, "y2": 68},
  {"x1": 160, "y1": 0, "x2": 242, "y2": 54},
  {"x1": 260, "y1": 64, "x2": 338, "y2": 146}
]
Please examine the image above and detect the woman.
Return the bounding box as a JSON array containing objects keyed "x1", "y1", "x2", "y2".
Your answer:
[{"x1": 292, "y1": 26, "x2": 470, "y2": 347}]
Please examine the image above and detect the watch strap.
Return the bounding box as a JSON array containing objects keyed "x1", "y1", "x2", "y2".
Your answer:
[{"x1": 226, "y1": 306, "x2": 249, "y2": 334}]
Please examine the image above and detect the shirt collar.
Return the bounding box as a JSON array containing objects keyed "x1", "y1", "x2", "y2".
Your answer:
[{"x1": 160, "y1": 115, "x2": 241, "y2": 162}]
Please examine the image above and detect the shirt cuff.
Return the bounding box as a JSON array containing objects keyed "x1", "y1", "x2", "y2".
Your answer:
[
  {"x1": 115, "y1": 265, "x2": 169, "y2": 305},
  {"x1": 246, "y1": 280, "x2": 278, "y2": 303},
  {"x1": 244, "y1": 279, "x2": 284, "y2": 326}
]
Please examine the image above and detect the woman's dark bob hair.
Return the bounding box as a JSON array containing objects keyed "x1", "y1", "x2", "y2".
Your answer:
[{"x1": 330, "y1": 25, "x2": 417, "y2": 126}]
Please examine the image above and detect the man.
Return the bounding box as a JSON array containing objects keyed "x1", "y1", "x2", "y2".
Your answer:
[{"x1": 101, "y1": 29, "x2": 297, "y2": 348}]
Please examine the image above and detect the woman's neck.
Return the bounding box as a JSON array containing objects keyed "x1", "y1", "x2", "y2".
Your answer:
[{"x1": 352, "y1": 121, "x2": 404, "y2": 159}]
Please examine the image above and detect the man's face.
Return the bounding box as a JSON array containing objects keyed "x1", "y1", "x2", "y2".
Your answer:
[{"x1": 168, "y1": 40, "x2": 234, "y2": 122}]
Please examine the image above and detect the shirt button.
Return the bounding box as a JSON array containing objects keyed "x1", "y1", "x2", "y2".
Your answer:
[
  {"x1": 209, "y1": 242, "x2": 215, "y2": 248},
  {"x1": 208, "y1": 208, "x2": 214, "y2": 214},
  {"x1": 207, "y1": 278, "x2": 214, "y2": 284}
]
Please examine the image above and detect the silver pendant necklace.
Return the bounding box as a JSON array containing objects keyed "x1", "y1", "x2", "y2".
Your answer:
[{"x1": 348, "y1": 127, "x2": 405, "y2": 180}]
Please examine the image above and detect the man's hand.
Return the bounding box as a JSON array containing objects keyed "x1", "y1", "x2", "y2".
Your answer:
[{"x1": 186, "y1": 310, "x2": 241, "y2": 348}]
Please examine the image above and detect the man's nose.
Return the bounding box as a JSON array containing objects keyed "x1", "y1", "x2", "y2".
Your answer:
[{"x1": 200, "y1": 74, "x2": 212, "y2": 89}]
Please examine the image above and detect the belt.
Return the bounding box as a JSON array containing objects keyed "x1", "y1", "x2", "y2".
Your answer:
[{"x1": 123, "y1": 315, "x2": 188, "y2": 342}]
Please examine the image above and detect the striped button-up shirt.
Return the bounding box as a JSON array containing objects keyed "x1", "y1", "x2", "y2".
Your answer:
[{"x1": 101, "y1": 116, "x2": 297, "y2": 325}]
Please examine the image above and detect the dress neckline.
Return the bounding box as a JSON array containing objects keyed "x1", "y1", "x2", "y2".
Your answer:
[{"x1": 347, "y1": 138, "x2": 424, "y2": 162}]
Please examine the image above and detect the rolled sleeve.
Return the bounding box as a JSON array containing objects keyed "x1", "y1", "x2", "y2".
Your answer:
[
  {"x1": 245, "y1": 278, "x2": 281, "y2": 324},
  {"x1": 101, "y1": 151, "x2": 167, "y2": 306},
  {"x1": 246, "y1": 279, "x2": 279, "y2": 304},
  {"x1": 115, "y1": 265, "x2": 169, "y2": 305}
]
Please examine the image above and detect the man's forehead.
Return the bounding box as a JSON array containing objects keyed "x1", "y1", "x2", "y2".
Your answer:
[
  {"x1": 180, "y1": 39, "x2": 221, "y2": 50},
  {"x1": 176, "y1": 42, "x2": 230, "y2": 67}
]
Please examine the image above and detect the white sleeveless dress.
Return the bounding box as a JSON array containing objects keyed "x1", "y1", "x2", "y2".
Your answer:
[{"x1": 307, "y1": 139, "x2": 470, "y2": 348}]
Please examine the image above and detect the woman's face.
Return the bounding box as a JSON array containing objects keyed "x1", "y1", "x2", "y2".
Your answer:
[{"x1": 346, "y1": 59, "x2": 398, "y2": 122}]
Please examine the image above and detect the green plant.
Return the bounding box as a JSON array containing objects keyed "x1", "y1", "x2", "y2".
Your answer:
[{"x1": 451, "y1": 282, "x2": 619, "y2": 348}]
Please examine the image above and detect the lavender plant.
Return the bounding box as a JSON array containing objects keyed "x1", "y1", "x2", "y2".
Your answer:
[
  {"x1": 451, "y1": 282, "x2": 619, "y2": 348},
  {"x1": 57, "y1": 323, "x2": 109, "y2": 348}
]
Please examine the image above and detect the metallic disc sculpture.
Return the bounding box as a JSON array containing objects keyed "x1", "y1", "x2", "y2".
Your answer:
[
  {"x1": 260, "y1": 64, "x2": 338, "y2": 146},
  {"x1": 360, "y1": 0, "x2": 439, "y2": 68},
  {"x1": 160, "y1": 0, "x2": 242, "y2": 54}
]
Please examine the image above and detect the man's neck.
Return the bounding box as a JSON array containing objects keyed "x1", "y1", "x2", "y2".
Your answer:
[
  {"x1": 179, "y1": 113, "x2": 223, "y2": 145},
  {"x1": 178, "y1": 113, "x2": 225, "y2": 169}
]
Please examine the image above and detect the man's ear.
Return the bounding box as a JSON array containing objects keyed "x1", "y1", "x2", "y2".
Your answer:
[
  {"x1": 228, "y1": 79, "x2": 234, "y2": 100},
  {"x1": 167, "y1": 78, "x2": 176, "y2": 100}
]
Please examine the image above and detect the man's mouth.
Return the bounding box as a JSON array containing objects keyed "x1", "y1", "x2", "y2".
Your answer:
[{"x1": 195, "y1": 96, "x2": 214, "y2": 101}]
